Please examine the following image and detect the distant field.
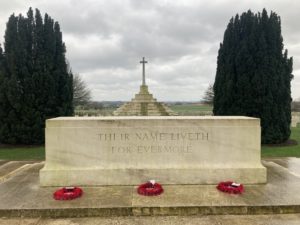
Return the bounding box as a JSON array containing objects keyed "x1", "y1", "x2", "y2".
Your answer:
[{"x1": 169, "y1": 104, "x2": 213, "y2": 115}]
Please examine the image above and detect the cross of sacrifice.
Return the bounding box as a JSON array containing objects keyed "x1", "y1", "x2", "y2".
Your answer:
[{"x1": 140, "y1": 57, "x2": 148, "y2": 85}]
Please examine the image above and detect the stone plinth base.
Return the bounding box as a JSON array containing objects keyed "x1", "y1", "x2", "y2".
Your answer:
[
  {"x1": 113, "y1": 85, "x2": 177, "y2": 116},
  {"x1": 40, "y1": 116, "x2": 266, "y2": 186},
  {"x1": 41, "y1": 168, "x2": 266, "y2": 186}
]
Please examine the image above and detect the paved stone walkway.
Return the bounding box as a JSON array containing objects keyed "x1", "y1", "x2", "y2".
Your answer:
[
  {"x1": 0, "y1": 158, "x2": 300, "y2": 218},
  {"x1": 1, "y1": 214, "x2": 300, "y2": 225}
]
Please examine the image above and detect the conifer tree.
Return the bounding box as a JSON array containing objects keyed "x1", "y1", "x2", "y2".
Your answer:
[
  {"x1": 0, "y1": 8, "x2": 73, "y2": 144},
  {"x1": 53, "y1": 22, "x2": 73, "y2": 116},
  {"x1": 213, "y1": 9, "x2": 293, "y2": 144}
]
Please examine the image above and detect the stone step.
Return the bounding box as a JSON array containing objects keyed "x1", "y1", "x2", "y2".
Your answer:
[
  {"x1": 1, "y1": 205, "x2": 300, "y2": 218},
  {"x1": 132, "y1": 99, "x2": 156, "y2": 103},
  {"x1": 0, "y1": 161, "x2": 33, "y2": 179},
  {"x1": 114, "y1": 85, "x2": 176, "y2": 116},
  {"x1": 0, "y1": 161, "x2": 38, "y2": 183}
]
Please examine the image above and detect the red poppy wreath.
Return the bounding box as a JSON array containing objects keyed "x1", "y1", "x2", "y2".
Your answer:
[
  {"x1": 217, "y1": 181, "x2": 244, "y2": 194},
  {"x1": 53, "y1": 187, "x2": 83, "y2": 200},
  {"x1": 137, "y1": 180, "x2": 164, "y2": 196}
]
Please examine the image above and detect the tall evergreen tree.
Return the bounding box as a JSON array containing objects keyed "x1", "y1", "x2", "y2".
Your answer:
[
  {"x1": 213, "y1": 9, "x2": 293, "y2": 144},
  {"x1": 0, "y1": 8, "x2": 73, "y2": 144},
  {"x1": 53, "y1": 22, "x2": 73, "y2": 116}
]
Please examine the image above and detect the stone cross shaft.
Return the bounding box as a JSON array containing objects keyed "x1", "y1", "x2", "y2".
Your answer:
[{"x1": 140, "y1": 57, "x2": 148, "y2": 85}]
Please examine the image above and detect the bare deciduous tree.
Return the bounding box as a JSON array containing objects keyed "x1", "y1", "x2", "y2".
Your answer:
[
  {"x1": 73, "y1": 73, "x2": 91, "y2": 107},
  {"x1": 201, "y1": 84, "x2": 214, "y2": 105}
]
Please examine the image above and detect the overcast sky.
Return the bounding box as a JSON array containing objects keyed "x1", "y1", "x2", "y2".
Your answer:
[{"x1": 0, "y1": 0, "x2": 299, "y2": 101}]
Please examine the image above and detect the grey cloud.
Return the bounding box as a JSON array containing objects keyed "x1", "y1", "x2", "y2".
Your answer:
[{"x1": 0, "y1": 0, "x2": 299, "y2": 100}]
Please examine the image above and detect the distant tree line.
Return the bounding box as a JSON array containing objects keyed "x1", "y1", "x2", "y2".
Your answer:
[
  {"x1": 0, "y1": 8, "x2": 73, "y2": 144},
  {"x1": 213, "y1": 9, "x2": 293, "y2": 144}
]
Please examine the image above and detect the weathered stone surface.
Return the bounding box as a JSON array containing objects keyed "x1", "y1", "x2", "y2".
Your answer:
[
  {"x1": 40, "y1": 116, "x2": 266, "y2": 186},
  {"x1": 113, "y1": 85, "x2": 177, "y2": 116}
]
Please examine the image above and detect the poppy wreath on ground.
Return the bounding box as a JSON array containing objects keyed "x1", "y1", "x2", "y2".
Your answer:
[
  {"x1": 217, "y1": 181, "x2": 244, "y2": 194},
  {"x1": 137, "y1": 181, "x2": 164, "y2": 196},
  {"x1": 53, "y1": 187, "x2": 83, "y2": 200}
]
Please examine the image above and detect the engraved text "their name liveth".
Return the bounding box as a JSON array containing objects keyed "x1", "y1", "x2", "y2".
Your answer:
[{"x1": 97, "y1": 132, "x2": 209, "y2": 141}]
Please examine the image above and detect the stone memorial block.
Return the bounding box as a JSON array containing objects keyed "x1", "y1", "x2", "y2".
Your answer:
[{"x1": 40, "y1": 116, "x2": 266, "y2": 186}]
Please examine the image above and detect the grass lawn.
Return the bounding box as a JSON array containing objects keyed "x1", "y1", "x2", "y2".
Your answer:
[
  {"x1": 0, "y1": 146, "x2": 45, "y2": 161},
  {"x1": 261, "y1": 126, "x2": 300, "y2": 158}
]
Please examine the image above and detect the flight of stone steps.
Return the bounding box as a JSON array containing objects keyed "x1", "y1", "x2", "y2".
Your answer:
[{"x1": 113, "y1": 85, "x2": 177, "y2": 116}]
